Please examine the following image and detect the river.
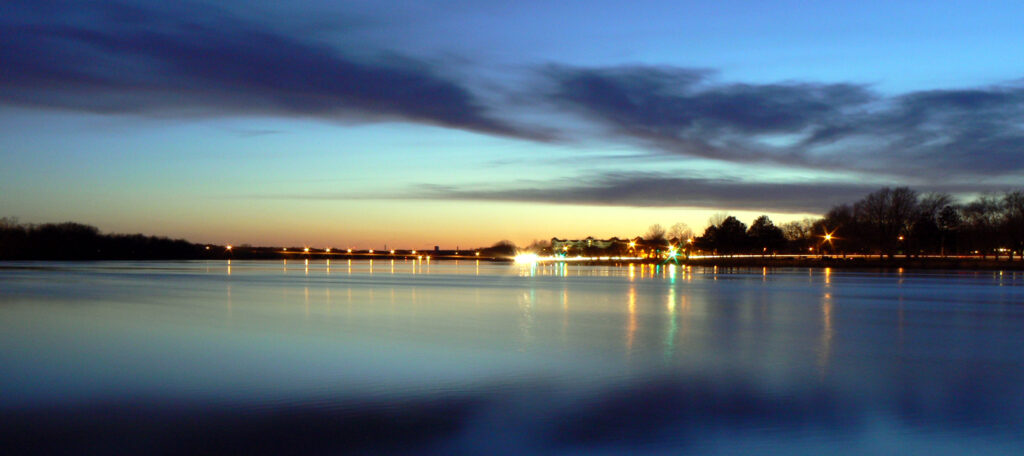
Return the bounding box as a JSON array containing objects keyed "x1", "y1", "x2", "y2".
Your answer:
[{"x1": 2, "y1": 260, "x2": 1023, "y2": 454}]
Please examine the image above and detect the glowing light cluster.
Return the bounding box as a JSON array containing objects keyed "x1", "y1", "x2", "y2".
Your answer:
[
  {"x1": 514, "y1": 253, "x2": 540, "y2": 264},
  {"x1": 513, "y1": 254, "x2": 645, "y2": 264}
]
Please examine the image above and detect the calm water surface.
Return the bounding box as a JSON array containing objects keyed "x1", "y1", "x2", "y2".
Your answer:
[{"x1": 2, "y1": 260, "x2": 1024, "y2": 454}]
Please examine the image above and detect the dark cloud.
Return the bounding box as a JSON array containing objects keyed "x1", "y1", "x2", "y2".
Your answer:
[
  {"x1": 4, "y1": 2, "x2": 1023, "y2": 181},
  {"x1": 407, "y1": 174, "x2": 871, "y2": 213},
  {"x1": 545, "y1": 65, "x2": 874, "y2": 164},
  {"x1": 0, "y1": 0, "x2": 541, "y2": 139},
  {"x1": 394, "y1": 173, "x2": 1013, "y2": 213},
  {"x1": 544, "y1": 66, "x2": 1024, "y2": 177}
]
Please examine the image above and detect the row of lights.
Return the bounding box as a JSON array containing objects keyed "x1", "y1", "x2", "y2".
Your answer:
[{"x1": 220, "y1": 245, "x2": 486, "y2": 257}]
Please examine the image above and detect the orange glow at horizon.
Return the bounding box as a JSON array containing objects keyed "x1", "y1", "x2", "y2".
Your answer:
[{"x1": 93, "y1": 201, "x2": 818, "y2": 251}]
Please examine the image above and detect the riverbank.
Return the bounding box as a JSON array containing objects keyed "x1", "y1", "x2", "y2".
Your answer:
[
  {"x1": 4, "y1": 254, "x2": 1023, "y2": 271},
  {"x1": 523, "y1": 255, "x2": 1024, "y2": 271}
]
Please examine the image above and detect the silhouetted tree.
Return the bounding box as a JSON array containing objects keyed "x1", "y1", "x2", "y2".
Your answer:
[
  {"x1": 645, "y1": 224, "x2": 667, "y2": 242},
  {"x1": 747, "y1": 215, "x2": 785, "y2": 254},
  {"x1": 1001, "y1": 190, "x2": 1024, "y2": 259},
  {"x1": 482, "y1": 240, "x2": 517, "y2": 257},
  {"x1": 853, "y1": 187, "x2": 919, "y2": 257},
  {"x1": 781, "y1": 218, "x2": 816, "y2": 253},
  {"x1": 963, "y1": 194, "x2": 1002, "y2": 258},
  {"x1": 909, "y1": 193, "x2": 953, "y2": 256},
  {"x1": 819, "y1": 204, "x2": 857, "y2": 254},
  {"x1": 0, "y1": 220, "x2": 210, "y2": 260},
  {"x1": 696, "y1": 215, "x2": 748, "y2": 255},
  {"x1": 525, "y1": 239, "x2": 552, "y2": 255},
  {"x1": 667, "y1": 222, "x2": 693, "y2": 244},
  {"x1": 937, "y1": 205, "x2": 962, "y2": 256}
]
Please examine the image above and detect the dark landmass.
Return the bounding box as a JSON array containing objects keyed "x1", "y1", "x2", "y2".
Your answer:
[
  {"x1": 0, "y1": 220, "x2": 508, "y2": 262},
  {"x1": 563, "y1": 256, "x2": 1024, "y2": 271},
  {"x1": 2, "y1": 219, "x2": 1024, "y2": 270}
]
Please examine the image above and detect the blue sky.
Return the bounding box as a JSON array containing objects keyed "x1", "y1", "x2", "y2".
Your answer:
[{"x1": 3, "y1": 0, "x2": 1023, "y2": 248}]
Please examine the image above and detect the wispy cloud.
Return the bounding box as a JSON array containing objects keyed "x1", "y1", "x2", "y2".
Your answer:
[
  {"x1": 4, "y1": 1, "x2": 1024, "y2": 184},
  {"x1": 0, "y1": 0, "x2": 544, "y2": 139},
  {"x1": 541, "y1": 65, "x2": 1024, "y2": 178},
  {"x1": 384, "y1": 173, "x2": 1011, "y2": 213}
]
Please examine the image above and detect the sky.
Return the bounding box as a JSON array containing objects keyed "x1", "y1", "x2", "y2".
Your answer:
[{"x1": 3, "y1": 0, "x2": 1024, "y2": 248}]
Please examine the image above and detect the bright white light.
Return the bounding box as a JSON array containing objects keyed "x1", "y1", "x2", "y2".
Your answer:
[{"x1": 514, "y1": 253, "x2": 540, "y2": 264}]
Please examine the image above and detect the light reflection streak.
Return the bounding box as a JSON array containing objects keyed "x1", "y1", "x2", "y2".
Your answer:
[
  {"x1": 304, "y1": 286, "x2": 310, "y2": 319},
  {"x1": 665, "y1": 283, "x2": 677, "y2": 360},
  {"x1": 517, "y1": 288, "x2": 535, "y2": 351},
  {"x1": 226, "y1": 259, "x2": 231, "y2": 275},
  {"x1": 513, "y1": 254, "x2": 645, "y2": 263},
  {"x1": 818, "y1": 292, "x2": 833, "y2": 377},
  {"x1": 626, "y1": 286, "x2": 637, "y2": 355},
  {"x1": 561, "y1": 288, "x2": 569, "y2": 345},
  {"x1": 898, "y1": 295, "x2": 905, "y2": 352}
]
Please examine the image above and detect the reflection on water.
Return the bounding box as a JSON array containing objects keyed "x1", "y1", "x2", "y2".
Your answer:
[{"x1": 2, "y1": 261, "x2": 1024, "y2": 454}]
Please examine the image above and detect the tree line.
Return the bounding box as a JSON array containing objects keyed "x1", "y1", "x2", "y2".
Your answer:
[
  {"x1": 6, "y1": 186, "x2": 1023, "y2": 261},
  {"x1": 0, "y1": 219, "x2": 213, "y2": 260},
  {"x1": 782, "y1": 187, "x2": 1024, "y2": 258},
  {"x1": 671, "y1": 187, "x2": 1023, "y2": 258},
  {"x1": 518, "y1": 187, "x2": 1024, "y2": 259}
]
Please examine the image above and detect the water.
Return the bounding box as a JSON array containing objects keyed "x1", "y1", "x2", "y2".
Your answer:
[{"x1": 2, "y1": 260, "x2": 1023, "y2": 454}]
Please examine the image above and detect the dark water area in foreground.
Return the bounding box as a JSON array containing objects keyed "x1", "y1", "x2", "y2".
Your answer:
[{"x1": 2, "y1": 260, "x2": 1024, "y2": 454}]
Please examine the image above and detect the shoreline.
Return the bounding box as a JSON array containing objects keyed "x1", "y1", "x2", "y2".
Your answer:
[
  {"x1": 4, "y1": 255, "x2": 1024, "y2": 271},
  {"x1": 519, "y1": 256, "x2": 1024, "y2": 271}
]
